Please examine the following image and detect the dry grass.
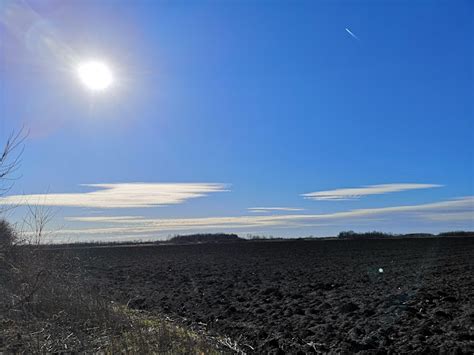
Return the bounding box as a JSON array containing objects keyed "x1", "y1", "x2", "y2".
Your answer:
[
  {"x1": 0, "y1": 222, "x2": 234, "y2": 354},
  {"x1": 0, "y1": 302, "x2": 225, "y2": 353}
]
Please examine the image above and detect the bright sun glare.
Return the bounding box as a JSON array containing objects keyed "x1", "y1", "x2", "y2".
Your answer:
[{"x1": 77, "y1": 60, "x2": 113, "y2": 91}]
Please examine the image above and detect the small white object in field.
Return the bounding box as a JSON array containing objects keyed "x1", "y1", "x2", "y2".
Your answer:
[{"x1": 378, "y1": 268, "x2": 384, "y2": 273}]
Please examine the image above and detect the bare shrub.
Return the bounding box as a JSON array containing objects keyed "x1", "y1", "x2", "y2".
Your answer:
[
  {"x1": 22, "y1": 203, "x2": 55, "y2": 246},
  {"x1": 0, "y1": 219, "x2": 16, "y2": 250}
]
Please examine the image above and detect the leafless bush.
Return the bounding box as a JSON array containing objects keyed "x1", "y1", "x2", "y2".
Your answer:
[
  {"x1": 21, "y1": 203, "x2": 55, "y2": 246},
  {"x1": 0, "y1": 219, "x2": 16, "y2": 249}
]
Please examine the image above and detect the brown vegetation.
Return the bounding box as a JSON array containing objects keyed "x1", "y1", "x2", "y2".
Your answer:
[{"x1": 0, "y1": 222, "x2": 224, "y2": 353}]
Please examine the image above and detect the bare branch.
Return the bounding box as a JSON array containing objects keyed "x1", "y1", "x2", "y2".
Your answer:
[{"x1": 0, "y1": 127, "x2": 28, "y2": 197}]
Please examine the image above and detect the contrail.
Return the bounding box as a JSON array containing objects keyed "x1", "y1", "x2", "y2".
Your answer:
[{"x1": 345, "y1": 27, "x2": 359, "y2": 41}]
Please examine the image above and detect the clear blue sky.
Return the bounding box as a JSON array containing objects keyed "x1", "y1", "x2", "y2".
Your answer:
[{"x1": 1, "y1": 0, "x2": 472, "y2": 241}]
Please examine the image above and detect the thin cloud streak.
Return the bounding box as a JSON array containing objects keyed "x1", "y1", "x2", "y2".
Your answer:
[
  {"x1": 248, "y1": 207, "x2": 305, "y2": 213},
  {"x1": 62, "y1": 196, "x2": 474, "y2": 237},
  {"x1": 0, "y1": 183, "x2": 228, "y2": 209},
  {"x1": 345, "y1": 27, "x2": 359, "y2": 40},
  {"x1": 302, "y1": 183, "x2": 442, "y2": 201}
]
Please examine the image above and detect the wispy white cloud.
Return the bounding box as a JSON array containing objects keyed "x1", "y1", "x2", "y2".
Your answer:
[
  {"x1": 248, "y1": 207, "x2": 305, "y2": 213},
  {"x1": 0, "y1": 183, "x2": 228, "y2": 209},
  {"x1": 419, "y1": 212, "x2": 474, "y2": 222},
  {"x1": 61, "y1": 196, "x2": 473, "y2": 238},
  {"x1": 302, "y1": 183, "x2": 442, "y2": 201}
]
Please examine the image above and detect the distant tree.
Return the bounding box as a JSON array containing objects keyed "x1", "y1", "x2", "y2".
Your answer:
[
  {"x1": 169, "y1": 233, "x2": 244, "y2": 244},
  {"x1": 338, "y1": 231, "x2": 395, "y2": 239},
  {"x1": 337, "y1": 231, "x2": 356, "y2": 239},
  {"x1": 402, "y1": 233, "x2": 434, "y2": 238},
  {"x1": 438, "y1": 231, "x2": 474, "y2": 237},
  {"x1": 247, "y1": 234, "x2": 266, "y2": 240}
]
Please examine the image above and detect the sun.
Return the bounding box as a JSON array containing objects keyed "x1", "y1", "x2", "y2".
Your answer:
[{"x1": 76, "y1": 60, "x2": 113, "y2": 91}]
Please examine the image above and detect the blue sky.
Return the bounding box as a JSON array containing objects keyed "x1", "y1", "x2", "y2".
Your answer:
[{"x1": 0, "y1": 0, "x2": 472, "y2": 241}]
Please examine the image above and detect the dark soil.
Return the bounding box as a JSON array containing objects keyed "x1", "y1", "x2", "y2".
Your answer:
[{"x1": 52, "y1": 237, "x2": 474, "y2": 353}]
